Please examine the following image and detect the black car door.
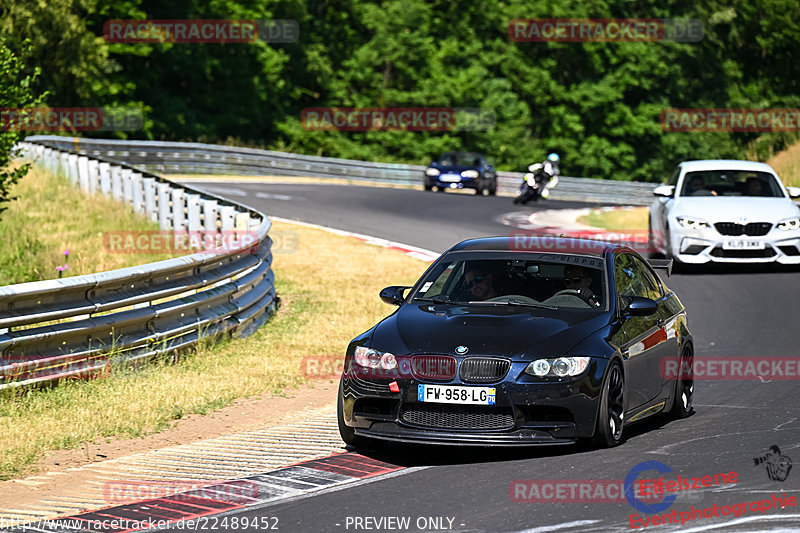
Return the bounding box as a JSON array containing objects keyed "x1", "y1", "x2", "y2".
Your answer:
[{"x1": 613, "y1": 253, "x2": 668, "y2": 409}]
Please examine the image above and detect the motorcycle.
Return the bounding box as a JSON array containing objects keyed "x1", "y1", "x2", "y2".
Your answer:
[{"x1": 513, "y1": 163, "x2": 558, "y2": 204}]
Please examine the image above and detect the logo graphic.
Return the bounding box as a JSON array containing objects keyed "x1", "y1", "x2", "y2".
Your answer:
[
  {"x1": 753, "y1": 445, "x2": 793, "y2": 482},
  {"x1": 625, "y1": 461, "x2": 677, "y2": 513},
  {"x1": 455, "y1": 345, "x2": 469, "y2": 355}
]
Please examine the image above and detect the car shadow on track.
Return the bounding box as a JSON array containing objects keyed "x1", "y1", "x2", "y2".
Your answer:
[{"x1": 348, "y1": 412, "x2": 693, "y2": 468}]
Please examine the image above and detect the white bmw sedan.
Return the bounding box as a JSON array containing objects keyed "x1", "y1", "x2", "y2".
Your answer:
[{"x1": 649, "y1": 160, "x2": 800, "y2": 264}]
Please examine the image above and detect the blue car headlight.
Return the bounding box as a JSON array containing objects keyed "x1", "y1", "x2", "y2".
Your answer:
[
  {"x1": 425, "y1": 168, "x2": 440, "y2": 177},
  {"x1": 461, "y1": 170, "x2": 479, "y2": 178},
  {"x1": 525, "y1": 357, "x2": 590, "y2": 377}
]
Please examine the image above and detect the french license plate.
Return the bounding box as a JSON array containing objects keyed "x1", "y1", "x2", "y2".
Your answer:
[
  {"x1": 439, "y1": 174, "x2": 461, "y2": 182},
  {"x1": 418, "y1": 384, "x2": 496, "y2": 405},
  {"x1": 722, "y1": 239, "x2": 764, "y2": 250}
]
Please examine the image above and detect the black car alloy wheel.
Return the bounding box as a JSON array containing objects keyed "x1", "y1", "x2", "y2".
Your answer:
[
  {"x1": 594, "y1": 362, "x2": 625, "y2": 447},
  {"x1": 671, "y1": 345, "x2": 694, "y2": 418}
]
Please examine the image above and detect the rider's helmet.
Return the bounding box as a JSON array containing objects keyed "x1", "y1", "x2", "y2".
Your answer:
[{"x1": 547, "y1": 153, "x2": 560, "y2": 163}]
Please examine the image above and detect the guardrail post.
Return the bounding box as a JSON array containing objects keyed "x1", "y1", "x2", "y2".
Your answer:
[
  {"x1": 186, "y1": 194, "x2": 201, "y2": 232},
  {"x1": 87, "y1": 160, "x2": 99, "y2": 194},
  {"x1": 111, "y1": 166, "x2": 123, "y2": 200},
  {"x1": 143, "y1": 178, "x2": 157, "y2": 222},
  {"x1": 131, "y1": 173, "x2": 144, "y2": 213},
  {"x1": 157, "y1": 183, "x2": 172, "y2": 229},
  {"x1": 121, "y1": 169, "x2": 134, "y2": 204},
  {"x1": 171, "y1": 188, "x2": 186, "y2": 232},
  {"x1": 202, "y1": 199, "x2": 218, "y2": 247},
  {"x1": 59, "y1": 152, "x2": 70, "y2": 179},
  {"x1": 67, "y1": 154, "x2": 79, "y2": 184},
  {"x1": 78, "y1": 156, "x2": 90, "y2": 192},
  {"x1": 220, "y1": 206, "x2": 235, "y2": 234},
  {"x1": 99, "y1": 163, "x2": 111, "y2": 194}
]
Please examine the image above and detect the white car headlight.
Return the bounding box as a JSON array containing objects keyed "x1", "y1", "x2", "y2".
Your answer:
[
  {"x1": 777, "y1": 217, "x2": 800, "y2": 231},
  {"x1": 675, "y1": 216, "x2": 710, "y2": 230},
  {"x1": 461, "y1": 170, "x2": 479, "y2": 178},
  {"x1": 525, "y1": 357, "x2": 590, "y2": 377},
  {"x1": 425, "y1": 168, "x2": 440, "y2": 177},
  {"x1": 354, "y1": 346, "x2": 397, "y2": 370}
]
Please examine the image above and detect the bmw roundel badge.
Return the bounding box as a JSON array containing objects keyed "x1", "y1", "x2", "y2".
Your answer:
[{"x1": 455, "y1": 345, "x2": 468, "y2": 355}]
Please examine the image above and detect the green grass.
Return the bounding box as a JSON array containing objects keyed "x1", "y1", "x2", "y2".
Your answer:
[
  {"x1": 0, "y1": 166, "x2": 177, "y2": 286},
  {"x1": 576, "y1": 206, "x2": 648, "y2": 231}
]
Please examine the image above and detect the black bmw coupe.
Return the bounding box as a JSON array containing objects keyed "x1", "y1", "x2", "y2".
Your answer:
[{"x1": 338, "y1": 236, "x2": 694, "y2": 448}]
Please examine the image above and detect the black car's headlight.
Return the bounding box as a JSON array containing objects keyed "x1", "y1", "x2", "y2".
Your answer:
[
  {"x1": 354, "y1": 346, "x2": 397, "y2": 370},
  {"x1": 525, "y1": 357, "x2": 590, "y2": 377}
]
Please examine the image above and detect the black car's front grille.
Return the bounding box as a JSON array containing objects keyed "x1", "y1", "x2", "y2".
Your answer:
[
  {"x1": 400, "y1": 404, "x2": 514, "y2": 430},
  {"x1": 411, "y1": 355, "x2": 456, "y2": 380},
  {"x1": 459, "y1": 357, "x2": 510, "y2": 383},
  {"x1": 709, "y1": 246, "x2": 776, "y2": 258},
  {"x1": 714, "y1": 222, "x2": 772, "y2": 236}
]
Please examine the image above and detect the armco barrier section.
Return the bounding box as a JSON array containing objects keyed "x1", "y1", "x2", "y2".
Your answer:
[
  {"x1": 0, "y1": 141, "x2": 278, "y2": 389},
  {"x1": 24, "y1": 137, "x2": 658, "y2": 206}
]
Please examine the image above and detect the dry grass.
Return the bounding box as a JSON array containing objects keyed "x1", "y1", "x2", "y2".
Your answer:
[
  {"x1": 576, "y1": 206, "x2": 649, "y2": 230},
  {"x1": 0, "y1": 166, "x2": 177, "y2": 285},
  {"x1": 0, "y1": 219, "x2": 426, "y2": 479},
  {"x1": 768, "y1": 141, "x2": 800, "y2": 188}
]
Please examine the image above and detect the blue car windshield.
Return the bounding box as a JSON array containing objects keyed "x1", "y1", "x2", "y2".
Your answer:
[
  {"x1": 439, "y1": 153, "x2": 482, "y2": 167},
  {"x1": 413, "y1": 257, "x2": 606, "y2": 311}
]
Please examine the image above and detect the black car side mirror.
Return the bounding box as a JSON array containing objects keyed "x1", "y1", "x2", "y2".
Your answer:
[
  {"x1": 380, "y1": 286, "x2": 410, "y2": 306},
  {"x1": 623, "y1": 296, "x2": 658, "y2": 316}
]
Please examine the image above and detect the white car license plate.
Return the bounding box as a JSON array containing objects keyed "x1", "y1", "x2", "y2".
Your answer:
[
  {"x1": 439, "y1": 173, "x2": 461, "y2": 182},
  {"x1": 418, "y1": 384, "x2": 496, "y2": 405},
  {"x1": 722, "y1": 240, "x2": 765, "y2": 250}
]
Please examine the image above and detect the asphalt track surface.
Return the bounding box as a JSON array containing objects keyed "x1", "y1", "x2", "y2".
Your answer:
[{"x1": 166, "y1": 182, "x2": 800, "y2": 532}]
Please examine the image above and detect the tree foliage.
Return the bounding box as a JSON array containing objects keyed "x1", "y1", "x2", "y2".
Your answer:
[{"x1": 1, "y1": 0, "x2": 799, "y2": 181}]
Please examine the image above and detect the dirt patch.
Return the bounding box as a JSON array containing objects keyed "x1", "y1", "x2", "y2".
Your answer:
[{"x1": 0, "y1": 379, "x2": 338, "y2": 509}]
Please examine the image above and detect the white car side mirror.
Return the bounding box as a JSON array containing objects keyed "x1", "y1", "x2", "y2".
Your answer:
[
  {"x1": 653, "y1": 185, "x2": 675, "y2": 198},
  {"x1": 786, "y1": 186, "x2": 800, "y2": 199}
]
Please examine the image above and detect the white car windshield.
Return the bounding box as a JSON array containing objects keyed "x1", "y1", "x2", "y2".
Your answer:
[{"x1": 680, "y1": 170, "x2": 783, "y2": 197}]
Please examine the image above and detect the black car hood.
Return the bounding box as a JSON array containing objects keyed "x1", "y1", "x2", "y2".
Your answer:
[{"x1": 371, "y1": 303, "x2": 609, "y2": 360}]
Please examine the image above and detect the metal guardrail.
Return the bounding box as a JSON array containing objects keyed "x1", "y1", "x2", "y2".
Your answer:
[
  {"x1": 0, "y1": 141, "x2": 278, "y2": 389},
  {"x1": 25, "y1": 136, "x2": 658, "y2": 206}
]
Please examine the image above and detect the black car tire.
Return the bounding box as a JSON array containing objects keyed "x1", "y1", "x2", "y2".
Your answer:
[
  {"x1": 337, "y1": 380, "x2": 366, "y2": 448},
  {"x1": 474, "y1": 183, "x2": 484, "y2": 195},
  {"x1": 593, "y1": 361, "x2": 625, "y2": 448},
  {"x1": 424, "y1": 183, "x2": 433, "y2": 191},
  {"x1": 670, "y1": 345, "x2": 694, "y2": 419}
]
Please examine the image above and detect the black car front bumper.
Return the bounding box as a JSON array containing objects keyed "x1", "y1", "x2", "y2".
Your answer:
[{"x1": 341, "y1": 359, "x2": 609, "y2": 446}]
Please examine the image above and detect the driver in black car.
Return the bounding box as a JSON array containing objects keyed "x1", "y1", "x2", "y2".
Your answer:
[
  {"x1": 464, "y1": 264, "x2": 498, "y2": 301},
  {"x1": 563, "y1": 265, "x2": 600, "y2": 307}
]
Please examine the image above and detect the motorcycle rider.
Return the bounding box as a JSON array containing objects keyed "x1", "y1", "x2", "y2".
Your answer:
[
  {"x1": 514, "y1": 153, "x2": 561, "y2": 204},
  {"x1": 540, "y1": 153, "x2": 560, "y2": 199}
]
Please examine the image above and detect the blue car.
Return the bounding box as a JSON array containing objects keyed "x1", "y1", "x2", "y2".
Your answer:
[
  {"x1": 424, "y1": 151, "x2": 497, "y2": 195},
  {"x1": 338, "y1": 237, "x2": 693, "y2": 448}
]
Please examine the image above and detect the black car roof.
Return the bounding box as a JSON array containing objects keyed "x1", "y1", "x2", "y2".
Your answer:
[
  {"x1": 440, "y1": 151, "x2": 483, "y2": 158},
  {"x1": 447, "y1": 236, "x2": 625, "y2": 257}
]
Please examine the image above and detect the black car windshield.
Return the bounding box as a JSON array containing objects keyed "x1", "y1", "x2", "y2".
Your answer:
[
  {"x1": 438, "y1": 153, "x2": 482, "y2": 167},
  {"x1": 413, "y1": 256, "x2": 606, "y2": 311},
  {"x1": 680, "y1": 170, "x2": 784, "y2": 197}
]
